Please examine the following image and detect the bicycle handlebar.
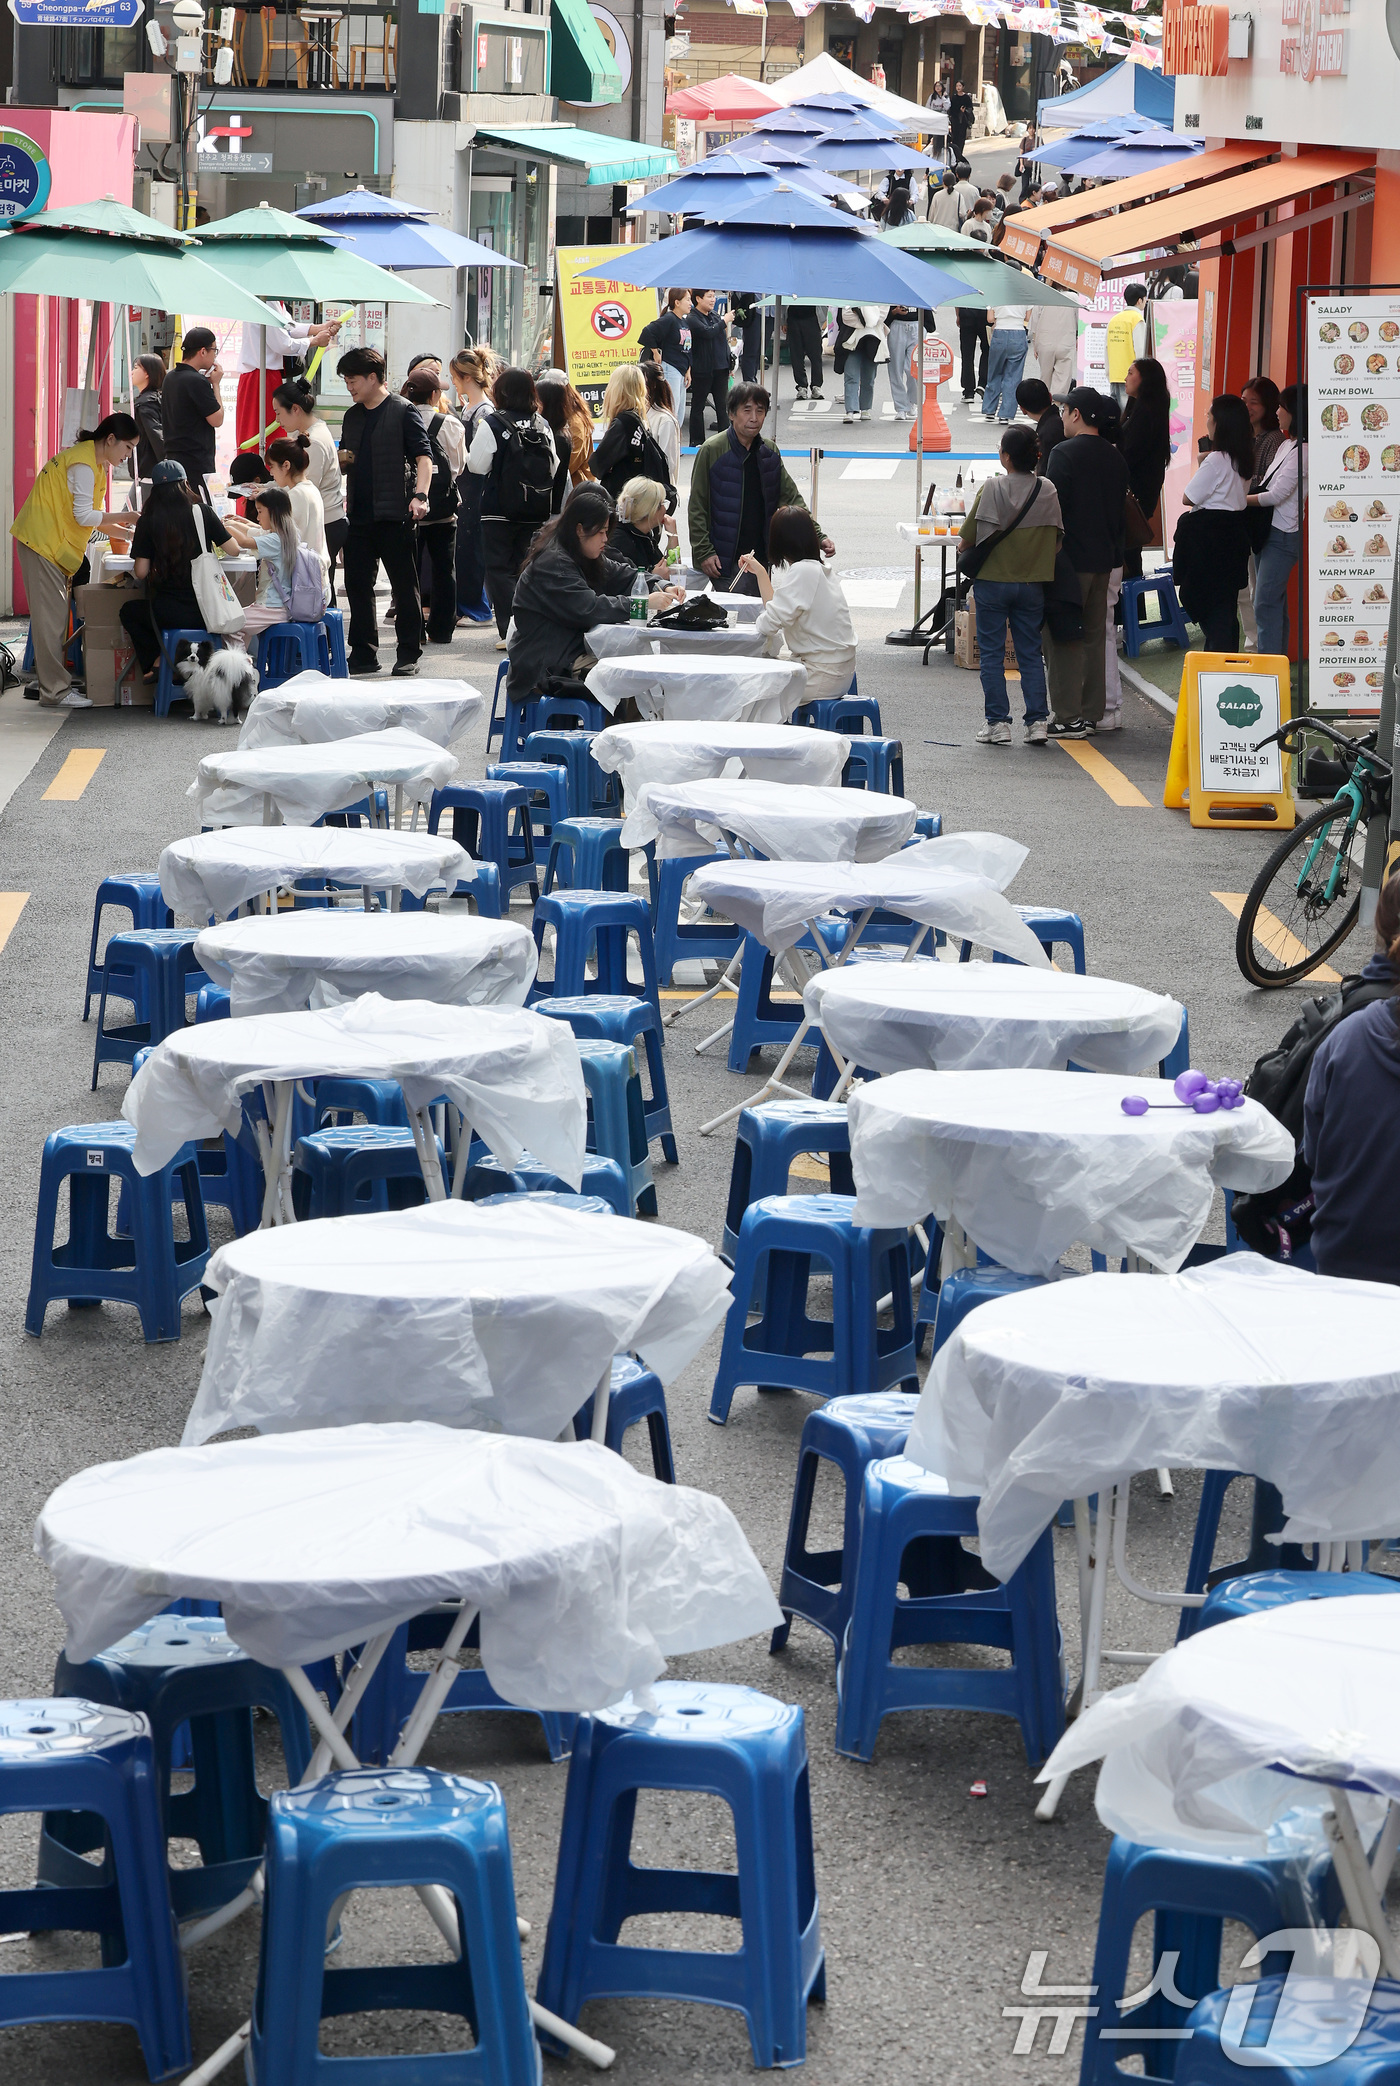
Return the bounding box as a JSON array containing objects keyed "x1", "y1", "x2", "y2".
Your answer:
[{"x1": 1251, "y1": 718, "x2": 1391, "y2": 777}]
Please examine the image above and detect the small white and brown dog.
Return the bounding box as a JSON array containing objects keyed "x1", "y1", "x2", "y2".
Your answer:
[{"x1": 174, "y1": 641, "x2": 260, "y2": 724}]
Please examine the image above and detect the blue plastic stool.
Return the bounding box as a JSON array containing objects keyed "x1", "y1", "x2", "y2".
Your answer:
[
  {"x1": 577, "y1": 1038, "x2": 656, "y2": 1216},
  {"x1": 523, "y1": 728, "x2": 615, "y2": 816},
  {"x1": 792, "y1": 695, "x2": 882, "y2": 736},
  {"x1": 1174, "y1": 1977, "x2": 1400, "y2": 2085},
  {"x1": 842, "y1": 736, "x2": 905, "y2": 795},
  {"x1": 399, "y1": 859, "x2": 503, "y2": 918},
  {"x1": 485, "y1": 658, "x2": 510, "y2": 752},
  {"x1": 428, "y1": 781, "x2": 539, "y2": 906},
  {"x1": 92, "y1": 927, "x2": 207, "y2": 1086},
  {"x1": 1121, "y1": 570, "x2": 1192, "y2": 657},
  {"x1": 291, "y1": 1125, "x2": 446, "y2": 1220},
  {"x1": 500, "y1": 693, "x2": 540, "y2": 763},
  {"x1": 543, "y1": 815, "x2": 630, "y2": 895},
  {"x1": 535, "y1": 994, "x2": 676, "y2": 1164},
  {"x1": 955, "y1": 904, "x2": 1088, "y2": 973},
  {"x1": 255, "y1": 620, "x2": 328, "y2": 690},
  {"x1": 536, "y1": 1682, "x2": 824, "y2": 2069},
  {"x1": 50, "y1": 1616, "x2": 316, "y2": 1922},
  {"x1": 534, "y1": 689, "x2": 608, "y2": 733},
  {"x1": 930, "y1": 1265, "x2": 1056, "y2": 1358},
  {"x1": 317, "y1": 606, "x2": 348, "y2": 678},
  {"x1": 835, "y1": 1457, "x2": 1063, "y2": 1766},
  {"x1": 84, "y1": 873, "x2": 172, "y2": 1021},
  {"x1": 323, "y1": 787, "x2": 389, "y2": 830},
  {"x1": 532, "y1": 889, "x2": 663, "y2": 1032},
  {"x1": 464, "y1": 1152, "x2": 631, "y2": 1218},
  {"x1": 912, "y1": 812, "x2": 944, "y2": 840},
  {"x1": 486, "y1": 759, "x2": 570, "y2": 868},
  {"x1": 771, "y1": 1391, "x2": 920, "y2": 1661},
  {"x1": 349, "y1": 1614, "x2": 577, "y2": 1768},
  {"x1": 1162, "y1": 1008, "x2": 1192, "y2": 1080},
  {"x1": 727, "y1": 921, "x2": 850, "y2": 1073},
  {"x1": 1176, "y1": 1473, "x2": 1316, "y2": 1641},
  {"x1": 250, "y1": 1767, "x2": 540, "y2": 2086},
  {"x1": 651, "y1": 850, "x2": 742, "y2": 983},
  {"x1": 154, "y1": 627, "x2": 221, "y2": 718},
  {"x1": 475, "y1": 1189, "x2": 615, "y2": 1216},
  {"x1": 314, "y1": 1075, "x2": 410, "y2": 1129},
  {"x1": 1197, "y1": 1567, "x2": 1400, "y2": 1632},
  {"x1": 27, "y1": 1122, "x2": 209, "y2": 1342},
  {"x1": 573, "y1": 1355, "x2": 676, "y2": 1482},
  {"x1": 721, "y1": 1100, "x2": 854, "y2": 1264},
  {"x1": 0, "y1": 1700, "x2": 190, "y2": 2078},
  {"x1": 710, "y1": 1193, "x2": 917, "y2": 1425},
  {"x1": 1080, "y1": 1836, "x2": 1331, "y2": 2086}
]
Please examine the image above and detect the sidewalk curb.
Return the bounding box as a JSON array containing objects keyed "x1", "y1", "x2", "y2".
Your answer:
[{"x1": 1119, "y1": 658, "x2": 1178, "y2": 717}]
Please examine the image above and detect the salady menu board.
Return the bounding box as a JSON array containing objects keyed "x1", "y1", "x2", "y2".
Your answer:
[{"x1": 1307, "y1": 293, "x2": 1400, "y2": 715}]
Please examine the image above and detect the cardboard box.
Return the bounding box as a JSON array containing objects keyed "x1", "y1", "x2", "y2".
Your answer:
[
  {"x1": 954, "y1": 607, "x2": 1023, "y2": 674},
  {"x1": 74, "y1": 582, "x2": 143, "y2": 706}
]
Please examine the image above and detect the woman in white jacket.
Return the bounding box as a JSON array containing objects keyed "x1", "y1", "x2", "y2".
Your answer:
[
  {"x1": 837, "y1": 306, "x2": 888, "y2": 425},
  {"x1": 739, "y1": 505, "x2": 857, "y2": 707}
]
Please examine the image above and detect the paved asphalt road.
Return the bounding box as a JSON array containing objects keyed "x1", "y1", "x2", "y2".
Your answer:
[{"x1": 0, "y1": 370, "x2": 1380, "y2": 2083}]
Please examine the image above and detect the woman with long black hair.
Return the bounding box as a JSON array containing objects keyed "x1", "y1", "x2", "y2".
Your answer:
[
  {"x1": 1119, "y1": 356, "x2": 1172, "y2": 575},
  {"x1": 121, "y1": 459, "x2": 233, "y2": 681},
  {"x1": 1173, "y1": 393, "x2": 1254, "y2": 653},
  {"x1": 271, "y1": 376, "x2": 346, "y2": 601},
  {"x1": 505, "y1": 484, "x2": 680, "y2": 699},
  {"x1": 131, "y1": 354, "x2": 166, "y2": 483}
]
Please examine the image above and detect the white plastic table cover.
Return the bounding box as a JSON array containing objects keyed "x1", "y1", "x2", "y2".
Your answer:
[
  {"x1": 185, "y1": 1199, "x2": 734, "y2": 1447},
  {"x1": 188, "y1": 727, "x2": 458, "y2": 828},
  {"x1": 592, "y1": 721, "x2": 848, "y2": 848},
  {"x1": 1039, "y1": 1598, "x2": 1400, "y2": 1860},
  {"x1": 239, "y1": 671, "x2": 485, "y2": 753},
  {"x1": 806, "y1": 961, "x2": 1185, "y2": 1077},
  {"x1": 687, "y1": 840, "x2": 1047, "y2": 967},
  {"x1": 644, "y1": 778, "x2": 919, "y2": 862},
  {"x1": 586, "y1": 651, "x2": 807, "y2": 726},
  {"x1": 903, "y1": 1256, "x2": 1400, "y2": 1582},
  {"x1": 121, "y1": 993, "x2": 584, "y2": 1185},
  {"x1": 34, "y1": 1424, "x2": 784, "y2": 1708},
  {"x1": 586, "y1": 623, "x2": 773, "y2": 662},
  {"x1": 159, "y1": 827, "x2": 473, "y2": 922},
  {"x1": 193, "y1": 912, "x2": 537, "y2": 1017},
  {"x1": 848, "y1": 1069, "x2": 1295, "y2": 1275}
]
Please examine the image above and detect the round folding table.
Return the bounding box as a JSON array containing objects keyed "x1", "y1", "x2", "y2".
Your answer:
[
  {"x1": 36, "y1": 1423, "x2": 783, "y2": 2074},
  {"x1": 592, "y1": 720, "x2": 848, "y2": 849},
  {"x1": 848, "y1": 1068, "x2": 1294, "y2": 1274},
  {"x1": 122, "y1": 993, "x2": 585, "y2": 1226},
  {"x1": 186, "y1": 1198, "x2": 734, "y2": 1446},
  {"x1": 644, "y1": 778, "x2": 919, "y2": 862},
  {"x1": 806, "y1": 961, "x2": 1185, "y2": 1077},
  {"x1": 189, "y1": 727, "x2": 457, "y2": 829},
  {"x1": 585, "y1": 652, "x2": 807, "y2": 726},
  {"x1": 159, "y1": 827, "x2": 474, "y2": 922},
  {"x1": 585, "y1": 623, "x2": 773, "y2": 662},
  {"x1": 238, "y1": 672, "x2": 485, "y2": 753},
  {"x1": 194, "y1": 910, "x2": 537, "y2": 1016}
]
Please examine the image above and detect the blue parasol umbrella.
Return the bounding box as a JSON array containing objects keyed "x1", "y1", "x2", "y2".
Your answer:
[
  {"x1": 577, "y1": 204, "x2": 967, "y2": 304},
  {"x1": 630, "y1": 150, "x2": 863, "y2": 217},
  {"x1": 296, "y1": 186, "x2": 517, "y2": 271},
  {"x1": 1067, "y1": 139, "x2": 1203, "y2": 182},
  {"x1": 1032, "y1": 116, "x2": 1163, "y2": 171},
  {"x1": 751, "y1": 127, "x2": 941, "y2": 176},
  {"x1": 777, "y1": 93, "x2": 906, "y2": 141}
]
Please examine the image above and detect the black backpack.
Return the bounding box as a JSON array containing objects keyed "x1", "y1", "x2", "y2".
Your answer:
[
  {"x1": 423, "y1": 414, "x2": 460, "y2": 523},
  {"x1": 1230, "y1": 970, "x2": 1394, "y2": 1257},
  {"x1": 598, "y1": 416, "x2": 676, "y2": 514},
  {"x1": 490, "y1": 411, "x2": 555, "y2": 525}
]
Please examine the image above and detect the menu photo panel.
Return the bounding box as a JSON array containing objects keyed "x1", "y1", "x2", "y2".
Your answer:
[{"x1": 1307, "y1": 292, "x2": 1400, "y2": 716}]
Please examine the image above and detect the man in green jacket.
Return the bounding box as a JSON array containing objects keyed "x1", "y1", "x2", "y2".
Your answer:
[{"x1": 689, "y1": 383, "x2": 833, "y2": 587}]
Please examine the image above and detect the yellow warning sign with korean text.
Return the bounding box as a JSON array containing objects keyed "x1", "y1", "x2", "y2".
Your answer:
[{"x1": 556, "y1": 246, "x2": 659, "y2": 423}]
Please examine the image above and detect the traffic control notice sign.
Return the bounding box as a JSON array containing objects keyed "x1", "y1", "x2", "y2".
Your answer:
[
  {"x1": 1163, "y1": 651, "x2": 1296, "y2": 830},
  {"x1": 555, "y1": 245, "x2": 660, "y2": 424}
]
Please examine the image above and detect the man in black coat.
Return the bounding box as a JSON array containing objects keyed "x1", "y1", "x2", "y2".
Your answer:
[
  {"x1": 1042, "y1": 387, "x2": 1129, "y2": 738},
  {"x1": 336, "y1": 345, "x2": 433, "y2": 677},
  {"x1": 687, "y1": 290, "x2": 731, "y2": 447}
]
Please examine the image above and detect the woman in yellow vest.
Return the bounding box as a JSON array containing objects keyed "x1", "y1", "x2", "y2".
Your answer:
[{"x1": 11, "y1": 414, "x2": 140, "y2": 709}]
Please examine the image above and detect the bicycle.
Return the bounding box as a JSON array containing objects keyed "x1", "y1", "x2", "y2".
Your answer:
[{"x1": 1234, "y1": 718, "x2": 1393, "y2": 987}]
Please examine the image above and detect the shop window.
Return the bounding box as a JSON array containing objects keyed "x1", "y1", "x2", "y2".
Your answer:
[
  {"x1": 827, "y1": 32, "x2": 856, "y2": 70},
  {"x1": 57, "y1": 23, "x2": 143, "y2": 86}
]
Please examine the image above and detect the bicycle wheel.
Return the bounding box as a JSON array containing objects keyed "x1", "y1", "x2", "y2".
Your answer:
[{"x1": 1235, "y1": 801, "x2": 1365, "y2": 987}]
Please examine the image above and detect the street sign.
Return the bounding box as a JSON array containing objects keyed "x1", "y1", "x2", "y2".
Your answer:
[
  {"x1": 922, "y1": 334, "x2": 954, "y2": 383},
  {"x1": 1163, "y1": 651, "x2": 1296, "y2": 829},
  {"x1": 9, "y1": 0, "x2": 144, "y2": 24},
  {"x1": 0, "y1": 128, "x2": 50, "y2": 222}
]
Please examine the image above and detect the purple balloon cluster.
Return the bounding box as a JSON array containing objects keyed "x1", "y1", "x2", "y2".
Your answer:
[{"x1": 1121, "y1": 1070, "x2": 1245, "y2": 1118}]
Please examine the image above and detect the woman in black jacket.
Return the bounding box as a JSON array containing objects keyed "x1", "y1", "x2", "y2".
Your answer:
[
  {"x1": 506, "y1": 485, "x2": 681, "y2": 699},
  {"x1": 592, "y1": 365, "x2": 675, "y2": 508},
  {"x1": 1119, "y1": 356, "x2": 1172, "y2": 579},
  {"x1": 132, "y1": 353, "x2": 166, "y2": 484}
]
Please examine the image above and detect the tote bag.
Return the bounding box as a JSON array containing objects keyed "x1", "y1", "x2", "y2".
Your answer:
[{"x1": 189, "y1": 506, "x2": 246, "y2": 636}]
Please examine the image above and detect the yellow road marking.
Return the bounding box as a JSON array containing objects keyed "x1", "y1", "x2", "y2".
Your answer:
[
  {"x1": 42, "y1": 748, "x2": 106, "y2": 801},
  {"x1": 659, "y1": 987, "x2": 736, "y2": 1001},
  {"x1": 1055, "y1": 738, "x2": 1151, "y2": 807},
  {"x1": 1211, "y1": 891, "x2": 1342, "y2": 984},
  {"x1": 0, "y1": 894, "x2": 29, "y2": 955}
]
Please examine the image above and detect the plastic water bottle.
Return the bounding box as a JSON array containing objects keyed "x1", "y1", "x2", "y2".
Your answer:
[{"x1": 630, "y1": 572, "x2": 650, "y2": 623}]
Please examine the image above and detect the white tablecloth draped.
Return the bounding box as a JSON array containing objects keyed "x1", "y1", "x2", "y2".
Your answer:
[
  {"x1": 586, "y1": 651, "x2": 807, "y2": 725},
  {"x1": 35, "y1": 1424, "x2": 784, "y2": 1708},
  {"x1": 592, "y1": 721, "x2": 848, "y2": 848},
  {"x1": 194, "y1": 911, "x2": 536, "y2": 1016},
  {"x1": 239, "y1": 671, "x2": 485, "y2": 752},
  {"x1": 586, "y1": 622, "x2": 774, "y2": 662},
  {"x1": 644, "y1": 778, "x2": 918, "y2": 862},
  {"x1": 189, "y1": 727, "x2": 457, "y2": 827},
  {"x1": 187, "y1": 1199, "x2": 733, "y2": 1446},
  {"x1": 160, "y1": 828, "x2": 474, "y2": 922}
]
